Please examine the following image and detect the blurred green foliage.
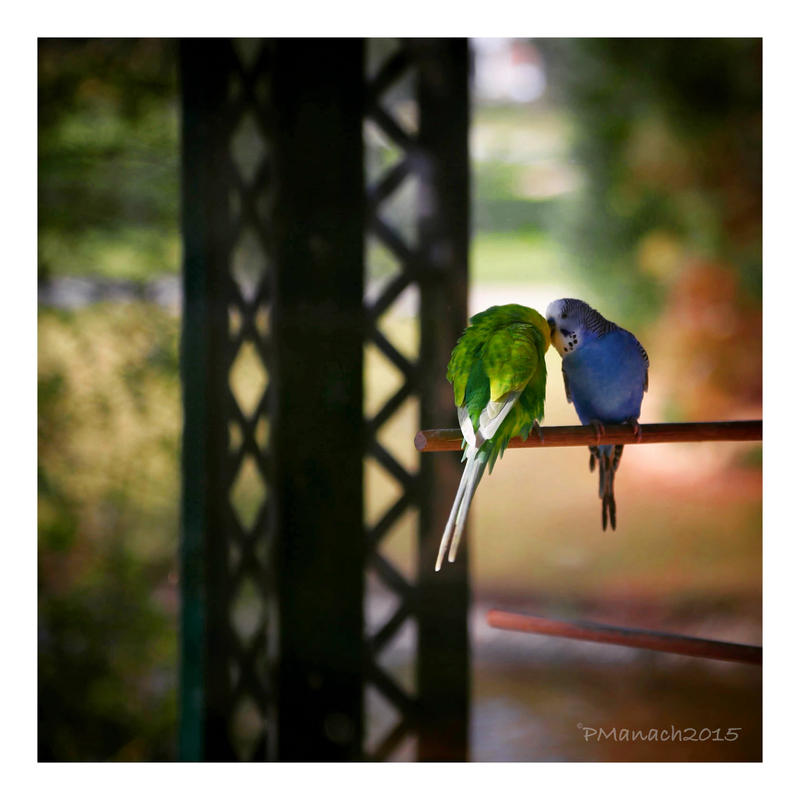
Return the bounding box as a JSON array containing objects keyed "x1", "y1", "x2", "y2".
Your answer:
[
  {"x1": 536, "y1": 38, "x2": 762, "y2": 324},
  {"x1": 38, "y1": 39, "x2": 179, "y2": 280},
  {"x1": 38, "y1": 304, "x2": 180, "y2": 760},
  {"x1": 38, "y1": 38, "x2": 181, "y2": 762}
]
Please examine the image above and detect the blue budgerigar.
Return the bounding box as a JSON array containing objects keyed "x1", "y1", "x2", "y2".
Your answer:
[{"x1": 545, "y1": 298, "x2": 649, "y2": 530}]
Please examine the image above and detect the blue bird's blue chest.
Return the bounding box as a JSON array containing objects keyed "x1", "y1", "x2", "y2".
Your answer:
[{"x1": 563, "y1": 330, "x2": 647, "y2": 425}]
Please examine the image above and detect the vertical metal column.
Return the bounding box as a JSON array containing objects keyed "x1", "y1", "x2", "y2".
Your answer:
[
  {"x1": 180, "y1": 37, "x2": 365, "y2": 762},
  {"x1": 179, "y1": 39, "x2": 239, "y2": 762},
  {"x1": 270, "y1": 39, "x2": 365, "y2": 762},
  {"x1": 414, "y1": 39, "x2": 471, "y2": 762}
]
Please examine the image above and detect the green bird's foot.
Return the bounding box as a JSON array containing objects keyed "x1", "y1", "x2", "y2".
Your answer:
[{"x1": 531, "y1": 420, "x2": 544, "y2": 443}]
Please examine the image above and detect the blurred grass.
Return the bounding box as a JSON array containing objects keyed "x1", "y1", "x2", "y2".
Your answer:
[
  {"x1": 470, "y1": 102, "x2": 581, "y2": 288},
  {"x1": 471, "y1": 230, "x2": 567, "y2": 284}
]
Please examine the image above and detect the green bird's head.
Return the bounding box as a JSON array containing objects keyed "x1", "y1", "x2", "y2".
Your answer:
[
  {"x1": 527, "y1": 307, "x2": 553, "y2": 354},
  {"x1": 485, "y1": 303, "x2": 552, "y2": 354}
]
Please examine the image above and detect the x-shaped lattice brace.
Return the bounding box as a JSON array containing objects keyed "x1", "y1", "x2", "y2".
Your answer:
[{"x1": 362, "y1": 44, "x2": 424, "y2": 759}]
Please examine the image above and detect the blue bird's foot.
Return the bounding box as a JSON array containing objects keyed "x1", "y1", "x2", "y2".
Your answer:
[
  {"x1": 626, "y1": 418, "x2": 642, "y2": 443},
  {"x1": 588, "y1": 419, "x2": 606, "y2": 444}
]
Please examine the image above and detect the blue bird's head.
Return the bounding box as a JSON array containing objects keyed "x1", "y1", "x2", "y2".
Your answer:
[{"x1": 546, "y1": 298, "x2": 616, "y2": 358}]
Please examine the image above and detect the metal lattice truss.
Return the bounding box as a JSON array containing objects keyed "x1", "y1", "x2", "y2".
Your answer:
[
  {"x1": 362, "y1": 40, "x2": 428, "y2": 762},
  {"x1": 220, "y1": 39, "x2": 277, "y2": 762},
  {"x1": 182, "y1": 37, "x2": 466, "y2": 762}
]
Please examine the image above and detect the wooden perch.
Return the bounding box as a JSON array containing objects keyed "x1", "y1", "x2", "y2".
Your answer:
[
  {"x1": 414, "y1": 420, "x2": 762, "y2": 453},
  {"x1": 487, "y1": 610, "x2": 762, "y2": 666}
]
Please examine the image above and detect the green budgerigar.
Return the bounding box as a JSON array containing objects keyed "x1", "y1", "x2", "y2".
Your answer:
[{"x1": 436, "y1": 304, "x2": 551, "y2": 571}]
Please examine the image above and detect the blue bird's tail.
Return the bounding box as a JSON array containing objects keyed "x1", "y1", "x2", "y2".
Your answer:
[
  {"x1": 589, "y1": 444, "x2": 624, "y2": 530},
  {"x1": 435, "y1": 445, "x2": 489, "y2": 571}
]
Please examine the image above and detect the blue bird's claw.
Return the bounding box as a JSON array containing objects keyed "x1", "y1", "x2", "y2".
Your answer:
[
  {"x1": 589, "y1": 420, "x2": 606, "y2": 445},
  {"x1": 626, "y1": 418, "x2": 642, "y2": 443}
]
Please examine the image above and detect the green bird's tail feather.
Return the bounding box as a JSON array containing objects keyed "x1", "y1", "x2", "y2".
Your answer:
[{"x1": 435, "y1": 445, "x2": 489, "y2": 571}]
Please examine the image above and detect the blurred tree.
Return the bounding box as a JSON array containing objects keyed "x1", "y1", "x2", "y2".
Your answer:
[
  {"x1": 38, "y1": 304, "x2": 180, "y2": 760},
  {"x1": 38, "y1": 39, "x2": 181, "y2": 761},
  {"x1": 538, "y1": 38, "x2": 762, "y2": 322},
  {"x1": 38, "y1": 39, "x2": 179, "y2": 281},
  {"x1": 537, "y1": 38, "x2": 762, "y2": 419}
]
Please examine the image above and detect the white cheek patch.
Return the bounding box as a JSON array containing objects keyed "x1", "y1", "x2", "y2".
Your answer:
[
  {"x1": 565, "y1": 331, "x2": 579, "y2": 352},
  {"x1": 553, "y1": 329, "x2": 577, "y2": 357}
]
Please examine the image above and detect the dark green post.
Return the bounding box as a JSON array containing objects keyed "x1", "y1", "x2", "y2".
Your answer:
[
  {"x1": 178, "y1": 39, "x2": 235, "y2": 761},
  {"x1": 270, "y1": 38, "x2": 366, "y2": 761},
  {"x1": 179, "y1": 38, "x2": 365, "y2": 761},
  {"x1": 414, "y1": 38, "x2": 471, "y2": 761}
]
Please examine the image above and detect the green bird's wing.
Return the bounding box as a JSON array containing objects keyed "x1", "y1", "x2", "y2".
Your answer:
[
  {"x1": 448, "y1": 305, "x2": 544, "y2": 404},
  {"x1": 438, "y1": 305, "x2": 549, "y2": 570},
  {"x1": 480, "y1": 323, "x2": 547, "y2": 468},
  {"x1": 447, "y1": 322, "x2": 485, "y2": 408},
  {"x1": 447, "y1": 314, "x2": 547, "y2": 463},
  {"x1": 483, "y1": 323, "x2": 540, "y2": 402}
]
